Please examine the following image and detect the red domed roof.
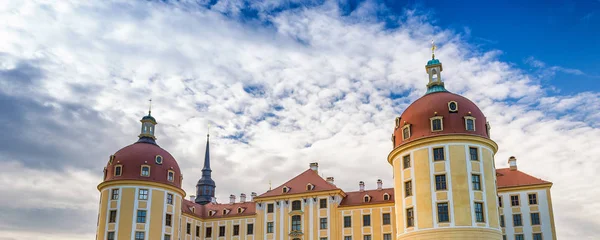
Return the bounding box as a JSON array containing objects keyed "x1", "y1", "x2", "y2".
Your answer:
[
  {"x1": 394, "y1": 91, "x2": 489, "y2": 148},
  {"x1": 103, "y1": 142, "x2": 182, "y2": 188}
]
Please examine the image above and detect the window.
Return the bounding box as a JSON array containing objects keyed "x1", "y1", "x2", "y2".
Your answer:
[
  {"x1": 111, "y1": 189, "x2": 119, "y2": 200},
  {"x1": 282, "y1": 186, "x2": 289, "y2": 193},
  {"x1": 292, "y1": 215, "x2": 302, "y2": 231},
  {"x1": 364, "y1": 195, "x2": 370, "y2": 202},
  {"x1": 515, "y1": 234, "x2": 524, "y2": 240},
  {"x1": 139, "y1": 189, "x2": 149, "y2": 200},
  {"x1": 363, "y1": 214, "x2": 371, "y2": 226},
  {"x1": 344, "y1": 237, "x2": 352, "y2": 240},
  {"x1": 528, "y1": 193, "x2": 538, "y2": 205},
  {"x1": 238, "y1": 207, "x2": 243, "y2": 213},
  {"x1": 320, "y1": 198, "x2": 327, "y2": 208},
  {"x1": 533, "y1": 233, "x2": 543, "y2": 240},
  {"x1": 344, "y1": 216, "x2": 352, "y2": 228},
  {"x1": 185, "y1": 224, "x2": 191, "y2": 234},
  {"x1": 141, "y1": 166, "x2": 150, "y2": 177},
  {"x1": 383, "y1": 193, "x2": 390, "y2": 201},
  {"x1": 320, "y1": 217, "x2": 327, "y2": 229},
  {"x1": 404, "y1": 181, "x2": 412, "y2": 197},
  {"x1": 233, "y1": 225, "x2": 239, "y2": 236},
  {"x1": 465, "y1": 117, "x2": 475, "y2": 131},
  {"x1": 469, "y1": 147, "x2": 478, "y2": 160},
  {"x1": 498, "y1": 196, "x2": 503, "y2": 207},
  {"x1": 107, "y1": 232, "x2": 115, "y2": 240},
  {"x1": 167, "y1": 171, "x2": 174, "y2": 182},
  {"x1": 137, "y1": 210, "x2": 147, "y2": 223},
  {"x1": 307, "y1": 184, "x2": 314, "y2": 190},
  {"x1": 503, "y1": 235, "x2": 506, "y2": 240},
  {"x1": 155, "y1": 155, "x2": 163, "y2": 164},
  {"x1": 165, "y1": 214, "x2": 172, "y2": 226},
  {"x1": 403, "y1": 155, "x2": 411, "y2": 169},
  {"x1": 431, "y1": 117, "x2": 443, "y2": 131},
  {"x1": 167, "y1": 193, "x2": 173, "y2": 205},
  {"x1": 114, "y1": 165, "x2": 122, "y2": 176},
  {"x1": 500, "y1": 215, "x2": 505, "y2": 227},
  {"x1": 196, "y1": 226, "x2": 200, "y2": 237},
  {"x1": 247, "y1": 223, "x2": 254, "y2": 235},
  {"x1": 531, "y1": 212, "x2": 540, "y2": 225},
  {"x1": 433, "y1": 147, "x2": 445, "y2": 161},
  {"x1": 135, "y1": 232, "x2": 145, "y2": 240},
  {"x1": 406, "y1": 208, "x2": 414, "y2": 227},
  {"x1": 513, "y1": 214, "x2": 522, "y2": 226},
  {"x1": 205, "y1": 227, "x2": 212, "y2": 238},
  {"x1": 402, "y1": 125, "x2": 411, "y2": 140},
  {"x1": 383, "y1": 233, "x2": 392, "y2": 240},
  {"x1": 363, "y1": 235, "x2": 371, "y2": 240},
  {"x1": 472, "y1": 174, "x2": 481, "y2": 190},
  {"x1": 511, "y1": 195, "x2": 520, "y2": 206},
  {"x1": 267, "y1": 222, "x2": 274, "y2": 233},
  {"x1": 474, "y1": 202, "x2": 485, "y2": 223},
  {"x1": 292, "y1": 200, "x2": 301, "y2": 211},
  {"x1": 219, "y1": 226, "x2": 225, "y2": 237},
  {"x1": 435, "y1": 174, "x2": 447, "y2": 190},
  {"x1": 164, "y1": 234, "x2": 171, "y2": 240},
  {"x1": 382, "y1": 213, "x2": 391, "y2": 225},
  {"x1": 437, "y1": 202, "x2": 450, "y2": 222},
  {"x1": 320, "y1": 238, "x2": 327, "y2": 240},
  {"x1": 109, "y1": 210, "x2": 117, "y2": 223},
  {"x1": 448, "y1": 101, "x2": 458, "y2": 112},
  {"x1": 267, "y1": 203, "x2": 274, "y2": 213}
]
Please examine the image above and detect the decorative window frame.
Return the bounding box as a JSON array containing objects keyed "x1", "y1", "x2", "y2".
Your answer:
[
  {"x1": 363, "y1": 195, "x2": 371, "y2": 203},
  {"x1": 223, "y1": 209, "x2": 229, "y2": 215},
  {"x1": 167, "y1": 170, "x2": 175, "y2": 182},
  {"x1": 527, "y1": 193, "x2": 539, "y2": 206},
  {"x1": 140, "y1": 165, "x2": 151, "y2": 177},
  {"x1": 383, "y1": 193, "x2": 390, "y2": 201},
  {"x1": 238, "y1": 207, "x2": 244, "y2": 214},
  {"x1": 448, "y1": 101, "x2": 458, "y2": 112},
  {"x1": 402, "y1": 124, "x2": 411, "y2": 140},
  {"x1": 306, "y1": 183, "x2": 314, "y2": 191},
  {"x1": 282, "y1": 186, "x2": 290, "y2": 193},
  {"x1": 464, "y1": 116, "x2": 476, "y2": 131},
  {"x1": 155, "y1": 155, "x2": 163, "y2": 165},
  {"x1": 114, "y1": 165, "x2": 123, "y2": 176},
  {"x1": 430, "y1": 116, "x2": 444, "y2": 132}
]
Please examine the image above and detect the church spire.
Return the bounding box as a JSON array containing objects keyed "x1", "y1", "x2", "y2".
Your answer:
[
  {"x1": 425, "y1": 40, "x2": 447, "y2": 94},
  {"x1": 195, "y1": 126, "x2": 216, "y2": 205}
]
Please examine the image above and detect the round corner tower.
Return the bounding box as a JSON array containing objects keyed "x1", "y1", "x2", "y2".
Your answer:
[
  {"x1": 96, "y1": 110, "x2": 185, "y2": 240},
  {"x1": 388, "y1": 46, "x2": 501, "y2": 239}
]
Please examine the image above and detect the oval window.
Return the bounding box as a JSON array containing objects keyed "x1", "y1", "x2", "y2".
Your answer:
[
  {"x1": 155, "y1": 155, "x2": 163, "y2": 164},
  {"x1": 448, "y1": 101, "x2": 458, "y2": 112}
]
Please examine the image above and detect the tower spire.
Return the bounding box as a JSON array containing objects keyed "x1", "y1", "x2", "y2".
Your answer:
[
  {"x1": 425, "y1": 40, "x2": 447, "y2": 94},
  {"x1": 195, "y1": 124, "x2": 216, "y2": 205},
  {"x1": 137, "y1": 102, "x2": 157, "y2": 144}
]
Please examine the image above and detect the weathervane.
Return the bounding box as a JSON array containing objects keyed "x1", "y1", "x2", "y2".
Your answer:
[
  {"x1": 269, "y1": 180, "x2": 272, "y2": 190},
  {"x1": 207, "y1": 123, "x2": 211, "y2": 138},
  {"x1": 431, "y1": 39, "x2": 436, "y2": 59},
  {"x1": 148, "y1": 99, "x2": 152, "y2": 115}
]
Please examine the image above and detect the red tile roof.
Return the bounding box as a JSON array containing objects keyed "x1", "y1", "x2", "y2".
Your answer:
[
  {"x1": 182, "y1": 199, "x2": 256, "y2": 219},
  {"x1": 339, "y1": 188, "x2": 394, "y2": 207},
  {"x1": 496, "y1": 168, "x2": 551, "y2": 189},
  {"x1": 257, "y1": 169, "x2": 340, "y2": 198}
]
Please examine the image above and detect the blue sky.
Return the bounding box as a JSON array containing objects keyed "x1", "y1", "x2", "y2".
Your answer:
[{"x1": 0, "y1": 0, "x2": 599, "y2": 239}]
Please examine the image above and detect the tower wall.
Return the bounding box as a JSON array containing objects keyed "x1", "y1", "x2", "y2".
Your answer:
[
  {"x1": 389, "y1": 136, "x2": 501, "y2": 240},
  {"x1": 96, "y1": 181, "x2": 185, "y2": 240}
]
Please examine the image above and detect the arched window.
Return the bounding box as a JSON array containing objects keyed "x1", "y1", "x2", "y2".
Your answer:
[
  {"x1": 223, "y1": 209, "x2": 228, "y2": 215},
  {"x1": 103, "y1": 168, "x2": 107, "y2": 180},
  {"x1": 291, "y1": 215, "x2": 301, "y2": 231},
  {"x1": 431, "y1": 69, "x2": 438, "y2": 81},
  {"x1": 114, "y1": 165, "x2": 122, "y2": 176},
  {"x1": 282, "y1": 186, "x2": 290, "y2": 193},
  {"x1": 402, "y1": 124, "x2": 411, "y2": 140},
  {"x1": 292, "y1": 200, "x2": 302, "y2": 211},
  {"x1": 109, "y1": 155, "x2": 115, "y2": 164},
  {"x1": 167, "y1": 171, "x2": 175, "y2": 182},
  {"x1": 364, "y1": 195, "x2": 371, "y2": 203},
  {"x1": 238, "y1": 207, "x2": 243, "y2": 213},
  {"x1": 306, "y1": 183, "x2": 314, "y2": 190},
  {"x1": 141, "y1": 166, "x2": 150, "y2": 177},
  {"x1": 383, "y1": 193, "x2": 390, "y2": 201}
]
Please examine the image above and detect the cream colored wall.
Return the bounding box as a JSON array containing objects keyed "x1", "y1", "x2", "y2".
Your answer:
[
  {"x1": 498, "y1": 186, "x2": 555, "y2": 240},
  {"x1": 389, "y1": 137, "x2": 502, "y2": 240},
  {"x1": 338, "y1": 205, "x2": 396, "y2": 240}
]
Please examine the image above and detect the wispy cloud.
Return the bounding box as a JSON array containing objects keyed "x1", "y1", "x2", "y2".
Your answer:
[
  {"x1": 0, "y1": 1, "x2": 598, "y2": 239},
  {"x1": 525, "y1": 56, "x2": 585, "y2": 78}
]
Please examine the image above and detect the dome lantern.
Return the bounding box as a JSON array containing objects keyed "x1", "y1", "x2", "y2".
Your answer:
[
  {"x1": 425, "y1": 40, "x2": 447, "y2": 94},
  {"x1": 138, "y1": 99, "x2": 157, "y2": 143}
]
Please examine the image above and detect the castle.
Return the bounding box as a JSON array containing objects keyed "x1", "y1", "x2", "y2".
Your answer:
[{"x1": 95, "y1": 50, "x2": 556, "y2": 240}]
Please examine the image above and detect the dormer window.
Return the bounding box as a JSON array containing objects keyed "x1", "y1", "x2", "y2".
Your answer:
[
  {"x1": 282, "y1": 186, "x2": 290, "y2": 193},
  {"x1": 238, "y1": 207, "x2": 244, "y2": 214},
  {"x1": 223, "y1": 209, "x2": 228, "y2": 215},
  {"x1": 167, "y1": 170, "x2": 175, "y2": 182},
  {"x1": 395, "y1": 117, "x2": 401, "y2": 129},
  {"x1": 464, "y1": 116, "x2": 476, "y2": 131},
  {"x1": 155, "y1": 155, "x2": 163, "y2": 164},
  {"x1": 114, "y1": 165, "x2": 122, "y2": 176},
  {"x1": 364, "y1": 195, "x2": 371, "y2": 203},
  {"x1": 402, "y1": 124, "x2": 411, "y2": 140},
  {"x1": 209, "y1": 210, "x2": 216, "y2": 216},
  {"x1": 448, "y1": 101, "x2": 458, "y2": 112},
  {"x1": 306, "y1": 183, "x2": 315, "y2": 191},
  {"x1": 141, "y1": 165, "x2": 150, "y2": 177},
  {"x1": 486, "y1": 122, "x2": 491, "y2": 136},
  {"x1": 383, "y1": 193, "x2": 390, "y2": 201},
  {"x1": 430, "y1": 116, "x2": 443, "y2": 132},
  {"x1": 109, "y1": 155, "x2": 115, "y2": 164},
  {"x1": 191, "y1": 207, "x2": 195, "y2": 213}
]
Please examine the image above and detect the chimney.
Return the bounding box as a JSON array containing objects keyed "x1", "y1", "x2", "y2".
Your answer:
[
  {"x1": 377, "y1": 179, "x2": 383, "y2": 190},
  {"x1": 326, "y1": 177, "x2": 334, "y2": 185},
  {"x1": 229, "y1": 194, "x2": 236, "y2": 204},
  {"x1": 251, "y1": 192, "x2": 257, "y2": 201},
  {"x1": 359, "y1": 181, "x2": 365, "y2": 192},
  {"x1": 508, "y1": 156, "x2": 517, "y2": 171},
  {"x1": 240, "y1": 193, "x2": 247, "y2": 203},
  {"x1": 190, "y1": 195, "x2": 196, "y2": 201},
  {"x1": 310, "y1": 162, "x2": 319, "y2": 173}
]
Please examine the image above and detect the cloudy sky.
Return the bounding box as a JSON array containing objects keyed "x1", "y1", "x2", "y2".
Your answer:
[{"x1": 1, "y1": 0, "x2": 599, "y2": 239}]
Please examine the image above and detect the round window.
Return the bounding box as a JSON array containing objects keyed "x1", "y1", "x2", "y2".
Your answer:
[
  {"x1": 448, "y1": 101, "x2": 458, "y2": 112},
  {"x1": 155, "y1": 155, "x2": 163, "y2": 164}
]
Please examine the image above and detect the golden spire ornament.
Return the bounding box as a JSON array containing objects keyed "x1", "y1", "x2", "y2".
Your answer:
[
  {"x1": 431, "y1": 39, "x2": 436, "y2": 59},
  {"x1": 148, "y1": 98, "x2": 152, "y2": 115}
]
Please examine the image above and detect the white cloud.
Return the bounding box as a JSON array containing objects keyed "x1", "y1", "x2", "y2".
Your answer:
[{"x1": 0, "y1": 1, "x2": 598, "y2": 239}]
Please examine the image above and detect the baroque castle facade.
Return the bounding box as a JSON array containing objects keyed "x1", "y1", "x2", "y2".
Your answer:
[{"x1": 95, "y1": 54, "x2": 556, "y2": 240}]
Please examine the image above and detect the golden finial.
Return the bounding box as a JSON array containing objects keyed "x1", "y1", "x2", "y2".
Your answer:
[
  {"x1": 431, "y1": 39, "x2": 436, "y2": 59},
  {"x1": 148, "y1": 99, "x2": 152, "y2": 115},
  {"x1": 269, "y1": 180, "x2": 272, "y2": 190},
  {"x1": 207, "y1": 123, "x2": 211, "y2": 138}
]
